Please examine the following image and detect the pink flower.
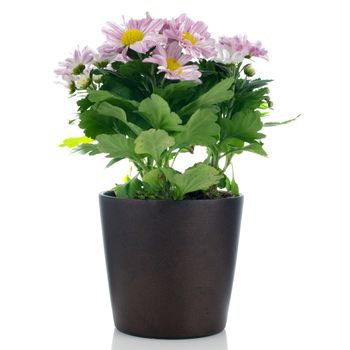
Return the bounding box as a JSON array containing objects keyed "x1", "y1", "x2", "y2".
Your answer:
[
  {"x1": 98, "y1": 13, "x2": 164, "y2": 62},
  {"x1": 144, "y1": 42, "x2": 201, "y2": 82},
  {"x1": 96, "y1": 44, "x2": 129, "y2": 63},
  {"x1": 216, "y1": 36, "x2": 251, "y2": 64},
  {"x1": 215, "y1": 36, "x2": 268, "y2": 64},
  {"x1": 163, "y1": 14, "x2": 216, "y2": 59},
  {"x1": 248, "y1": 41, "x2": 268, "y2": 59},
  {"x1": 55, "y1": 46, "x2": 94, "y2": 81}
]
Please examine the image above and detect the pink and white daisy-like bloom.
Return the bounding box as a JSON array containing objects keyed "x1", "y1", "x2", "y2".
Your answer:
[
  {"x1": 215, "y1": 36, "x2": 268, "y2": 64},
  {"x1": 163, "y1": 14, "x2": 216, "y2": 59},
  {"x1": 248, "y1": 40, "x2": 268, "y2": 59},
  {"x1": 215, "y1": 36, "x2": 251, "y2": 64},
  {"x1": 96, "y1": 43, "x2": 129, "y2": 63},
  {"x1": 98, "y1": 13, "x2": 164, "y2": 62},
  {"x1": 55, "y1": 46, "x2": 95, "y2": 82},
  {"x1": 143, "y1": 42, "x2": 201, "y2": 82}
]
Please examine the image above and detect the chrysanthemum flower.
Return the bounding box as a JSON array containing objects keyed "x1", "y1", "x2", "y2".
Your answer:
[
  {"x1": 96, "y1": 44, "x2": 129, "y2": 63},
  {"x1": 55, "y1": 46, "x2": 94, "y2": 81},
  {"x1": 248, "y1": 41, "x2": 268, "y2": 59},
  {"x1": 98, "y1": 13, "x2": 164, "y2": 62},
  {"x1": 163, "y1": 14, "x2": 216, "y2": 59},
  {"x1": 143, "y1": 42, "x2": 201, "y2": 82},
  {"x1": 215, "y1": 36, "x2": 268, "y2": 64},
  {"x1": 215, "y1": 36, "x2": 250, "y2": 64},
  {"x1": 75, "y1": 74, "x2": 91, "y2": 90}
]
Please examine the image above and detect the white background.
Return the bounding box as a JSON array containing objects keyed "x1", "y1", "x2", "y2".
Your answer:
[{"x1": 1, "y1": 0, "x2": 349, "y2": 349}]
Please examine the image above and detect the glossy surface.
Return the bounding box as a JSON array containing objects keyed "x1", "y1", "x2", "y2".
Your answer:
[{"x1": 100, "y1": 194, "x2": 244, "y2": 338}]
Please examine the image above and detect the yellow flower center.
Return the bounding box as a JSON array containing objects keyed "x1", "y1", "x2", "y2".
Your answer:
[
  {"x1": 182, "y1": 32, "x2": 197, "y2": 45},
  {"x1": 121, "y1": 28, "x2": 144, "y2": 46},
  {"x1": 166, "y1": 58, "x2": 182, "y2": 71}
]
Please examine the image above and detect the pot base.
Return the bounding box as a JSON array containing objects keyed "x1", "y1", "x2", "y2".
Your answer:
[{"x1": 116, "y1": 325, "x2": 225, "y2": 340}]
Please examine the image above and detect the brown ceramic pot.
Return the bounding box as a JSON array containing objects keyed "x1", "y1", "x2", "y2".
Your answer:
[{"x1": 99, "y1": 192, "x2": 244, "y2": 339}]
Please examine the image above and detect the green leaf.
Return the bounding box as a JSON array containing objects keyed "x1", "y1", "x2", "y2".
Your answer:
[
  {"x1": 79, "y1": 110, "x2": 119, "y2": 138},
  {"x1": 180, "y1": 77, "x2": 234, "y2": 115},
  {"x1": 60, "y1": 136, "x2": 93, "y2": 148},
  {"x1": 113, "y1": 177, "x2": 143, "y2": 199},
  {"x1": 231, "y1": 174, "x2": 239, "y2": 196},
  {"x1": 226, "y1": 163, "x2": 240, "y2": 196},
  {"x1": 98, "y1": 70, "x2": 138, "y2": 99},
  {"x1": 231, "y1": 86, "x2": 270, "y2": 114},
  {"x1": 244, "y1": 143, "x2": 268, "y2": 156},
  {"x1": 231, "y1": 78, "x2": 272, "y2": 115},
  {"x1": 134, "y1": 129, "x2": 175, "y2": 164},
  {"x1": 72, "y1": 143, "x2": 101, "y2": 156},
  {"x1": 221, "y1": 110, "x2": 264, "y2": 143},
  {"x1": 96, "y1": 102, "x2": 142, "y2": 135},
  {"x1": 142, "y1": 169, "x2": 163, "y2": 193},
  {"x1": 138, "y1": 94, "x2": 183, "y2": 131},
  {"x1": 264, "y1": 114, "x2": 300, "y2": 127},
  {"x1": 160, "y1": 167, "x2": 179, "y2": 184},
  {"x1": 87, "y1": 90, "x2": 139, "y2": 110},
  {"x1": 126, "y1": 48, "x2": 142, "y2": 60},
  {"x1": 164, "y1": 164, "x2": 222, "y2": 200},
  {"x1": 96, "y1": 134, "x2": 137, "y2": 160},
  {"x1": 110, "y1": 61, "x2": 123, "y2": 70},
  {"x1": 218, "y1": 174, "x2": 229, "y2": 189},
  {"x1": 224, "y1": 138, "x2": 245, "y2": 146},
  {"x1": 224, "y1": 142, "x2": 268, "y2": 157},
  {"x1": 105, "y1": 158, "x2": 123, "y2": 167},
  {"x1": 96, "y1": 102, "x2": 126, "y2": 121},
  {"x1": 237, "y1": 78, "x2": 272, "y2": 92},
  {"x1": 219, "y1": 137, "x2": 245, "y2": 154},
  {"x1": 77, "y1": 97, "x2": 94, "y2": 112},
  {"x1": 118, "y1": 59, "x2": 151, "y2": 78},
  {"x1": 175, "y1": 108, "x2": 220, "y2": 147},
  {"x1": 157, "y1": 81, "x2": 198, "y2": 101}
]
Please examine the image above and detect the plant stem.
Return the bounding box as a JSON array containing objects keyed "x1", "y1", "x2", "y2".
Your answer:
[
  {"x1": 133, "y1": 159, "x2": 148, "y2": 175},
  {"x1": 223, "y1": 153, "x2": 234, "y2": 172},
  {"x1": 230, "y1": 163, "x2": 239, "y2": 196},
  {"x1": 170, "y1": 150, "x2": 180, "y2": 168},
  {"x1": 209, "y1": 145, "x2": 220, "y2": 168},
  {"x1": 160, "y1": 76, "x2": 165, "y2": 89}
]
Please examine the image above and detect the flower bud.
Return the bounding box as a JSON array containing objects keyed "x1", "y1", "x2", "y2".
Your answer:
[
  {"x1": 244, "y1": 64, "x2": 255, "y2": 77},
  {"x1": 68, "y1": 81, "x2": 76, "y2": 94},
  {"x1": 72, "y1": 63, "x2": 86, "y2": 75},
  {"x1": 95, "y1": 60, "x2": 108, "y2": 69},
  {"x1": 93, "y1": 74, "x2": 103, "y2": 83},
  {"x1": 75, "y1": 74, "x2": 91, "y2": 89}
]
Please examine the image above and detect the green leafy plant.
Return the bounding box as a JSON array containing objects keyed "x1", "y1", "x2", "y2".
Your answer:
[{"x1": 57, "y1": 13, "x2": 297, "y2": 200}]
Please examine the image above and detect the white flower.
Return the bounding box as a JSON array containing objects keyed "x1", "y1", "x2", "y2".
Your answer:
[{"x1": 75, "y1": 74, "x2": 91, "y2": 89}]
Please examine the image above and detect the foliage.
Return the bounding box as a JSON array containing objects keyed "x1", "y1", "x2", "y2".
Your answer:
[{"x1": 57, "y1": 14, "x2": 297, "y2": 200}]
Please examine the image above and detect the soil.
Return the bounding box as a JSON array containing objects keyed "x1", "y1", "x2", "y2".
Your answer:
[
  {"x1": 184, "y1": 190, "x2": 234, "y2": 200},
  {"x1": 104, "y1": 190, "x2": 234, "y2": 200}
]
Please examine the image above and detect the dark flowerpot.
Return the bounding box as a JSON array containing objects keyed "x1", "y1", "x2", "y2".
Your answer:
[{"x1": 99, "y1": 192, "x2": 244, "y2": 339}]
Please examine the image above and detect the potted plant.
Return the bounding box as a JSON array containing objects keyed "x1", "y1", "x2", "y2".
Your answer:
[{"x1": 56, "y1": 13, "x2": 296, "y2": 339}]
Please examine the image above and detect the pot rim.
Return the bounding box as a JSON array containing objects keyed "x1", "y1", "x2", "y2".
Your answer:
[{"x1": 99, "y1": 191, "x2": 243, "y2": 202}]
